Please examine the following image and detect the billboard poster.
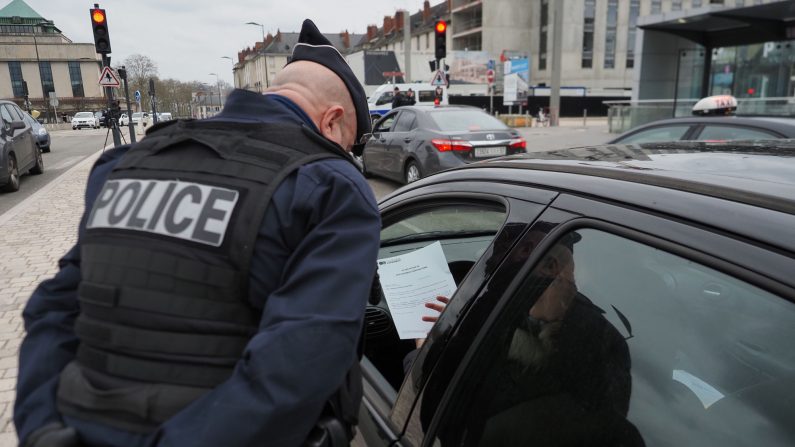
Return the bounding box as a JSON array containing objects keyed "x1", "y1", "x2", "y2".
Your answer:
[
  {"x1": 503, "y1": 57, "x2": 530, "y2": 104},
  {"x1": 449, "y1": 51, "x2": 491, "y2": 84}
]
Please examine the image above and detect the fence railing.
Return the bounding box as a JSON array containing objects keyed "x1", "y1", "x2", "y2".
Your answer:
[{"x1": 604, "y1": 97, "x2": 795, "y2": 133}]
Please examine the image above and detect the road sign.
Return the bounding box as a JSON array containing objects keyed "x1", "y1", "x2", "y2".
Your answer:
[
  {"x1": 99, "y1": 66, "x2": 121, "y2": 87},
  {"x1": 134, "y1": 90, "x2": 141, "y2": 103},
  {"x1": 487, "y1": 59, "x2": 495, "y2": 70},
  {"x1": 431, "y1": 69, "x2": 447, "y2": 87},
  {"x1": 486, "y1": 69, "x2": 495, "y2": 84}
]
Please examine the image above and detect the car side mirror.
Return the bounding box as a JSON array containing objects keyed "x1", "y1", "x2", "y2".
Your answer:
[
  {"x1": 360, "y1": 133, "x2": 373, "y2": 144},
  {"x1": 10, "y1": 120, "x2": 25, "y2": 131}
]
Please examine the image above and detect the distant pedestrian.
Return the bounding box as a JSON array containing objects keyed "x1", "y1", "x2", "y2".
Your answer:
[
  {"x1": 406, "y1": 88, "x2": 417, "y2": 106},
  {"x1": 392, "y1": 86, "x2": 406, "y2": 109}
]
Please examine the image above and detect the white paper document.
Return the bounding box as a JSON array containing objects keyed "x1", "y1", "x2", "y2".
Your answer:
[{"x1": 377, "y1": 241, "x2": 457, "y2": 339}]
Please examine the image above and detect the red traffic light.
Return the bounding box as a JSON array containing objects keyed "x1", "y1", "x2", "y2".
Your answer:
[
  {"x1": 91, "y1": 9, "x2": 106, "y2": 24},
  {"x1": 435, "y1": 21, "x2": 447, "y2": 33}
]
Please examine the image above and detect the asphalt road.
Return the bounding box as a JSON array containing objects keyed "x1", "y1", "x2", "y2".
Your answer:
[{"x1": 0, "y1": 128, "x2": 113, "y2": 215}]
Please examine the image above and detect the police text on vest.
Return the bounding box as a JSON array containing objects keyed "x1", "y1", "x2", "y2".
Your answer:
[{"x1": 87, "y1": 179, "x2": 239, "y2": 247}]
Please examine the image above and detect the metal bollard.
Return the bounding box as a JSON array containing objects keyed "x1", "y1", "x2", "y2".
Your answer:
[{"x1": 583, "y1": 109, "x2": 587, "y2": 128}]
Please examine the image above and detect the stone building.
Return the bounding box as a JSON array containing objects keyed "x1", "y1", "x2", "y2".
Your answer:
[{"x1": 0, "y1": 0, "x2": 104, "y2": 120}]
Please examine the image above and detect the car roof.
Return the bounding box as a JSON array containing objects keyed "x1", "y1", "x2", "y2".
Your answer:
[
  {"x1": 616, "y1": 115, "x2": 795, "y2": 137},
  {"x1": 391, "y1": 141, "x2": 795, "y2": 254}
]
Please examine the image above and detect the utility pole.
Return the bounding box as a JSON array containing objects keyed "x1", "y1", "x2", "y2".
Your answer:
[
  {"x1": 403, "y1": 10, "x2": 411, "y2": 82},
  {"x1": 149, "y1": 78, "x2": 158, "y2": 125},
  {"x1": 549, "y1": 0, "x2": 564, "y2": 127}
]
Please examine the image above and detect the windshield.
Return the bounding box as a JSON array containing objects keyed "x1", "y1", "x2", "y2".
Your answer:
[
  {"x1": 429, "y1": 110, "x2": 509, "y2": 132},
  {"x1": 75, "y1": 112, "x2": 93, "y2": 118},
  {"x1": 133, "y1": 113, "x2": 143, "y2": 118}
]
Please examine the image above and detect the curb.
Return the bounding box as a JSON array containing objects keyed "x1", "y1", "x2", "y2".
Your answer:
[{"x1": 0, "y1": 147, "x2": 107, "y2": 227}]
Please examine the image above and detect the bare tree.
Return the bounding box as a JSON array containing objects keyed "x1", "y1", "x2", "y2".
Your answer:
[{"x1": 119, "y1": 54, "x2": 159, "y2": 101}]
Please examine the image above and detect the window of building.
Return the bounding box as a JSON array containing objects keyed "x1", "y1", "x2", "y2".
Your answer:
[
  {"x1": 539, "y1": 0, "x2": 549, "y2": 70},
  {"x1": 627, "y1": 0, "x2": 640, "y2": 68},
  {"x1": 604, "y1": 0, "x2": 618, "y2": 69},
  {"x1": 582, "y1": 0, "x2": 596, "y2": 68},
  {"x1": 709, "y1": 0, "x2": 724, "y2": 4},
  {"x1": 651, "y1": 0, "x2": 662, "y2": 13},
  {"x1": 692, "y1": 0, "x2": 703, "y2": 7},
  {"x1": 38, "y1": 61, "x2": 54, "y2": 96},
  {"x1": 0, "y1": 25, "x2": 34, "y2": 33},
  {"x1": 672, "y1": 0, "x2": 683, "y2": 10},
  {"x1": 8, "y1": 61, "x2": 25, "y2": 98},
  {"x1": 68, "y1": 61, "x2": 84, "y2": 98}
]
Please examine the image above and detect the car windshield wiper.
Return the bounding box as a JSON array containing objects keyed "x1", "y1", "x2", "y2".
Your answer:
[{"x1": 381, "y1": 229, "x2": 496, "y2": 246}]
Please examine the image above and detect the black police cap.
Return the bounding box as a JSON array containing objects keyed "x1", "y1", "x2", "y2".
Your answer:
[{"x1": 287, "y1": 19, "x2": 371, "y2": 145}]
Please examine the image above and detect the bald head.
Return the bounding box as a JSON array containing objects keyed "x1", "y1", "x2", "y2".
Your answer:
[{"x1": 265, "y1": 61, "x2": 357, "y2": 150}]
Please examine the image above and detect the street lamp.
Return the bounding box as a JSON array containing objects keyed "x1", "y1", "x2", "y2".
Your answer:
[
  {"x1": 221, "y1": 56, "x2": 237, "y2": 89},
  {"x1": 245, "y1": 21, "x2": 265, "y2": 41},
  {"x1": 209, "y1": 73, "x2": 223, "y2": 109},
  {"x1": 31, "y1": 21, "x2": 51, "y2": 121}
]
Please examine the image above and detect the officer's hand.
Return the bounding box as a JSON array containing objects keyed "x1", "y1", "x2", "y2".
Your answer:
[{"x1": 25, "y1": 423, "x2": 80, "y2": 447}]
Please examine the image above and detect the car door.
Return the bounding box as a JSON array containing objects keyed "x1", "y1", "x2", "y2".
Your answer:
[
  {"x1": 355, "y1": 181, "x2": 557, "y2": 447},
  {"x1": 365, "y1": 112, "x2": 398, "y2": 178},
  {"x1": 404, "y1": 194, "x2": 795, "y2": 447},
  {"x1": 385, "y1": 111, "x2": 417, "y2": 178},
  {"x1": 1, "y1": 105, "x2": 31, "y2": 170}
]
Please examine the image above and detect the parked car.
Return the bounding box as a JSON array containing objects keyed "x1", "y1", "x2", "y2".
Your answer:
[
  {"x1": 361, "y1": 106, "x2": 526, "y2": 184},
  {"x1": 119, "y1": 113, "x2": 129, "y2": 126},
  {"x1": 131, "y1": 112, "x2": 148, "y2": 126},
  {"x1": 1, "y1": 100, "x2": 43, "y2": 192},
  {"x1": 22, "y1": 112, "x2": 50, "y2": 153},
  {"x1": 72, "y1": 111, "x2": 99, "y2": 130},
  {"x1": 157, "y1": 112, "x2": 173, "y2": 121},
  {"x1": 358, "y1": 140, "x2": 795, "y2": 447}
]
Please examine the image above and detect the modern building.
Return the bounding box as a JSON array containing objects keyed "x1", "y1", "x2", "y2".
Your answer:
[
  {"x1": 233, "y1": 30, "x2": 362, "y2": 92},
  {"x1": 0, "y1": 0, "x2": 104, "y2": 121}
]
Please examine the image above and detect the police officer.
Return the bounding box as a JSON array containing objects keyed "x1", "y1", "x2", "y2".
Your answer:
[{"x1": 15, "y1": 19, "x2": 380, "y2": 447}]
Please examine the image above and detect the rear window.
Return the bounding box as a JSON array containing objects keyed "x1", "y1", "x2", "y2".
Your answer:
[
  {"x1": 429, "y1": 110, "x2": 508, "y2": 132},
  {"x1": 75, "y1": 112, "x2": 93, "y2": 118}
]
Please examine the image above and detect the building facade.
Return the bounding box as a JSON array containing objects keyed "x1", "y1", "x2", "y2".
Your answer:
[
  {"x1": 233, "y1": 30, "x2": 361, "y2": 93},
  {"x1": 0, "y1": 0, "x2": 103, "y2": 120}
]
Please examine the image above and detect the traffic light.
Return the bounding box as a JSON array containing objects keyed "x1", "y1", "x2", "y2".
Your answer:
[
  {"x1": 434, "y1": 20, "x2": 447, "y2": 60},
  {"x1": 90, "y1": 6, "x2": 111, "y2": 54}
]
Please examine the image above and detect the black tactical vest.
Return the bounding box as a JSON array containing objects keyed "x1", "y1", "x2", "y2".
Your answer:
[{"x1": 56, "y1": 120, "x2": 358, "y2": 436}]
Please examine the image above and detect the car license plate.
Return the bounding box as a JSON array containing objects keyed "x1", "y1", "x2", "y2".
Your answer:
[{"x1": 474, "y1": 146, "x2": 506, "y2": 158}]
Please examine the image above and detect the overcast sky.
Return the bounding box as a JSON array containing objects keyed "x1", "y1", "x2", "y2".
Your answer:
[{"x1": 25, "y1": 0, "x2": 431, "y2": 85}]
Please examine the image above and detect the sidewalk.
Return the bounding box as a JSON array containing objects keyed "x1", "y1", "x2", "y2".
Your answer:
[{"x1": 0, "y1": 149, "x2": 103, "y2": 446}]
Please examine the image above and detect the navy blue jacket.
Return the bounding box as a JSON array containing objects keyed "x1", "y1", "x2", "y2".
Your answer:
[{"x1": 15, "y1": 90, "x2": 381, "y2": 446}]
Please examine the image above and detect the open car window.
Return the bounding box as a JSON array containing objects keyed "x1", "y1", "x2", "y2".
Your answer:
[{"x1": 365, "y1": 202, "x2": 507, "y2": 395}]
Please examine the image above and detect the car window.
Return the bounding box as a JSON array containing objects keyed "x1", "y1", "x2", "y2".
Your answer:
[
  {"x1": 697, "y1": 125, "x2": 779, "y2": 141},
  {"x1": 374, "y1": 113, "x2": 397, "y2": 133},
  {"x1": 75, "y1": 112, "x2": 93, "y2": 118},
  {"x1": 392, "y1": 111, "x2": 416, "y2": 132},
  {"x1": 0, "y1": 105, "x2": 14, "y2": 126},
  {"x1": 418, "y1": 90, "x2": 435, "y2": 102},
  {"x1": 433, "y1": 228, "x2": 795, "y2": 446},
  {"x1": 429, "y1": 110, "x2": 508, "y2": 132},
  {"x1": 617, "y1": 125, "x2": 692, "y2": 143},
  {"x1": 366, "y1": 202, "x2": 508, "y2": 392},
  {"x1": 7, "y1": 105, "x2": 24, "y2": 121},
  {"x1": 375, "y1": 92, "x2": 394, "y2": 106}
]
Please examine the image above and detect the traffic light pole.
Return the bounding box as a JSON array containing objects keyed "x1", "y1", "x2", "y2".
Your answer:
[{"x1": 102, "y1": 54, "x2": 122, "y2": 147}]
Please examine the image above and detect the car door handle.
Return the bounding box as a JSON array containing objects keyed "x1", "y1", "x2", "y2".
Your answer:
[
  {"x1": 379, "y1": 138, "x2": 386, "y2": 143},
  {"x1": 403, "y1": 138, "x2": 412, "y2": 143}
]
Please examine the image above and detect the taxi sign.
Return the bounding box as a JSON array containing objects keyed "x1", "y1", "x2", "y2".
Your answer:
[
  {"x1": 98, "y1": 66, "x2": 121, "y2": 88},
  {"x1": 692, "y1": 95, "x2": 737, "y2": 116}
]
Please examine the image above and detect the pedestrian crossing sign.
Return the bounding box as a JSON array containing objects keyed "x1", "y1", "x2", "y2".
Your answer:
[
  {"x1": 431, "y1": 70, "x2": 447, "y2": 87},
  {"x1": 99, "y1": 66, "x2": 121, "y2": 88}
]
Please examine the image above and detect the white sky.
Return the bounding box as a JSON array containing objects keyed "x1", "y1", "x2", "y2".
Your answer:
[{"x1": 24, "y1": 0, "x2": 432, "y2": 85}]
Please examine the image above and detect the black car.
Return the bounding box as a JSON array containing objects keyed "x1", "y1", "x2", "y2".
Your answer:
[
  {"x1": 22, "y1": 112, "x2": 50, "y2": 153},
  {"x1": 362, "y1": 106, "x2": 526, "y2": 184},
  {"x1": 609, "y1": 115, "x2": 795, "y2": 144},
  {"x1": 1, "y1": 100, "x2": 43, "y2": 192},
  {"x1": 356, "y1": 141, "x2": 795, "y2": 447}
]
